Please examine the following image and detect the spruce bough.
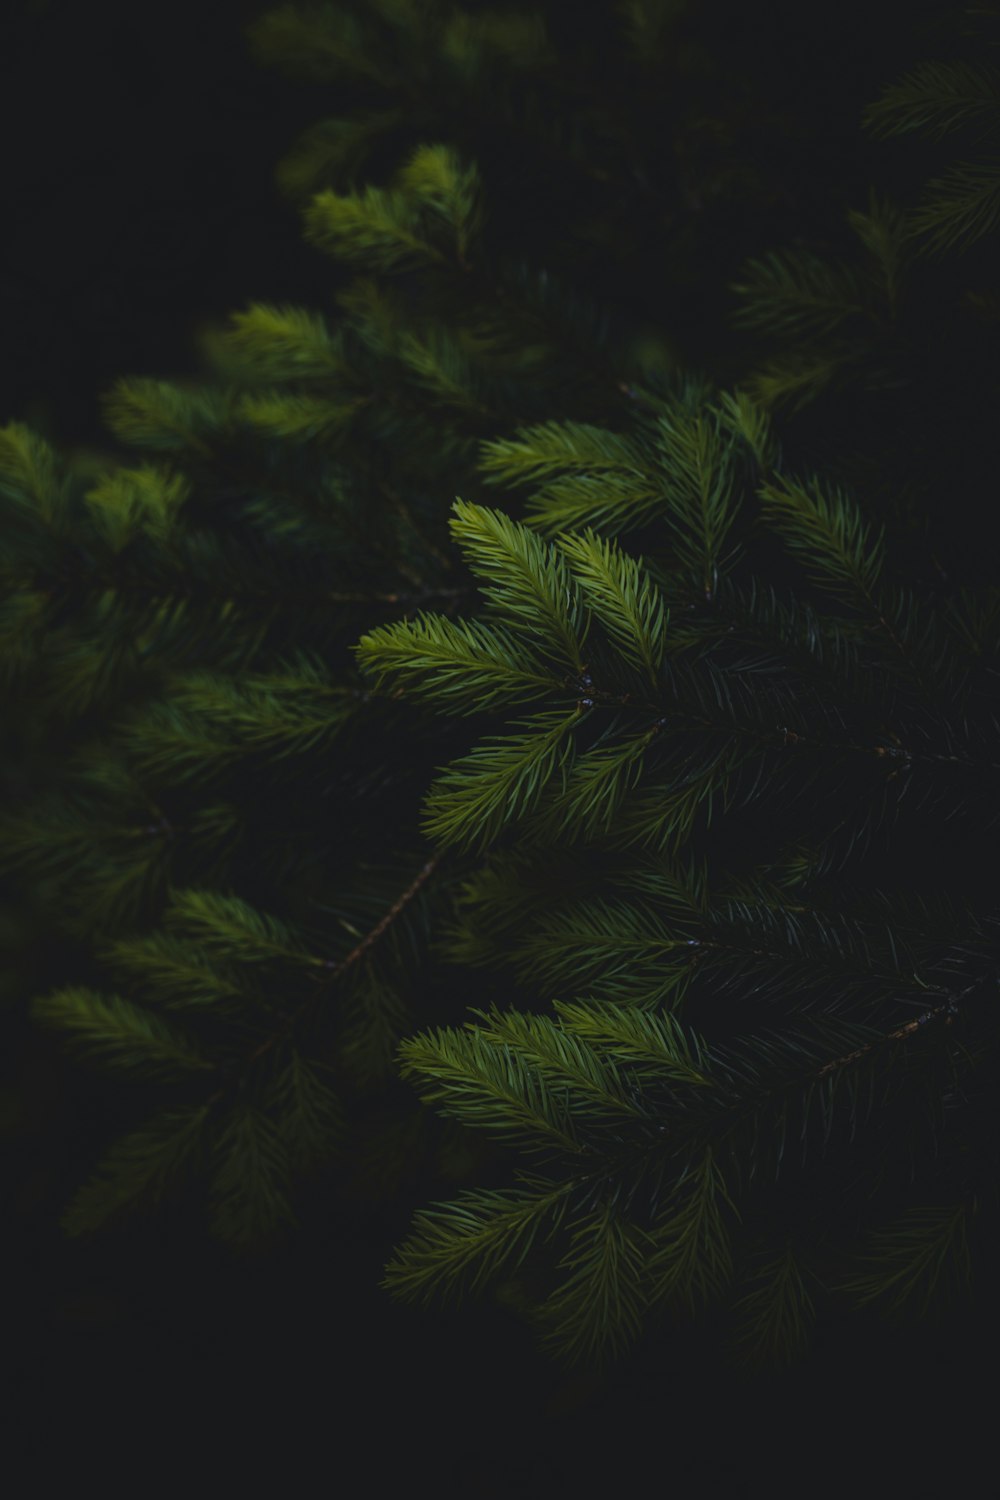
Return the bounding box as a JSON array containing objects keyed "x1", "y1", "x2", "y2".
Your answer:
[
  {"x1": 357, "y1": 384, "x2": 997, "y2": 1368},
  {"x1": 2, "y1": 0, "x2": 997, "y2": 1376}
]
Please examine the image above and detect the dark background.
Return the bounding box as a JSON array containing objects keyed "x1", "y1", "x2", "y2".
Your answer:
[
  {"x1": 2, "y1": 0, "x2": 993, "y2": 1488},
  {"x1": 0, "y1": 0, "x2": 338, "y2": 452}
]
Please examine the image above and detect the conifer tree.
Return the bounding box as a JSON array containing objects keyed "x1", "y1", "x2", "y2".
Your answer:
[
  {"x1": 2, "y1": 0, "x2": 996, "y2": 1382},
  {"x1": 2, "y1": 0, "x2": 837, "y2": 1254}
]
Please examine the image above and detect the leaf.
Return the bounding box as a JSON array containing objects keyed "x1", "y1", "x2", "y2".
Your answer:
[
  {"x1": 557, "y1": 528, "x2": 667, "y2": 682},
  {"x1": 95, "y1": 930, "x2": 243, "y2": 1011},
  {"x1": 838, "y1": 1203, "x2": 973, "y2": 1314},
  {"x1": 731, "y1": 248, "x2": 867, "y2": 339},
  {"x1": 0, "y1": 421, "x2": 67, "y2": 526},
  {"x1": 163, "y1": 662, "x2": 360, "y2": 762},
  {"x1": 397, "y1": 1023, "x2": 580, "y2": 1151},
  {"x1": 60, "y1": 1106, "x2": 210, "y2": 1236},
  {"x1": 535, "y1": 1199, "x2": 651, "y2": 1367},
  {"x1": 384, "y1": 1181, "x2": 571, "y2": 1305},
  {"x1": 162, "y1": 888, "x2": 314, "y2": 966},
  {"x1": 339, "y1": 966, "x2": 414, "y2": 1085},
  {"x1": 208, "y1": 1106, "x2": 297, "y2": 1247},
  {"x1": 397, "y1": 327, "x2": 489, "y2": 415},
  {"x1": 469, "y1": 1006, "x2": 642, "y2": 1117},
  {"x1": 303, "y1": 182, "x2": 445, "y2": 271},
  {"x1": 652, "y1": 400, "x2": 743, "y2": 598},
  {"x1": 644, "y1": 1148, "x2": 735, "y2": 1311},
  {"x1": 528, "y1": 731, "x2": 652, "y2": 841},
  {"x1": 268, "y1": 1048, "x2": 345, "y2": 1169},
  {"x1": 246, "y1": 3, "x2": 398, "y2": 88},
  {"x1": 200, "y1": 301, "x2": 345, "y2": 381},
  {"x1": 908, "y1": 157, "x2": 1000, "y2": 255},
  {"x1": 99, "y1": 377, "x2": 227, "y2": 454},
  {"x1": 396, "y1": 143, "x2": 483, "y2": 261},
  {"x1": 355, "y1": 611, "x2": 563, "y2": 714},
  {"x1": 714, "y1": 389, "x2": 779, "y2": 473},
  {"x1": 478, "y1": 420, "x2": 647, "y2": 487},
  {"x1": 84, "y1": 465, "x2": 191, "y2": 551},
  {"x1": 847, "y1": 189, "x2": 909, "y2": 311},
  {"x1": 863, "y1": 60, "x2": 1000, "y2": 142},
  {"x1": 524, "y1": 471, "x2": 664, "y2": 536},
  {"x1": 554, "y1": 1000, "x2": 711, "y2": 1086},
  {"x1": 449, "y1": 499, "x2": 584, "y2": 669},
  {"x1": 30, "y1": 986, "x2": 212, "y2": 1077},
  {"x1": 271, "y1": 110, "x2": 405, "y2": 202},
  {"x1": 757, "y1": 472, "x2": 885, "y2": 605},
  {"x1": 514, "y1": 899, "x2": 698, "y2": 1008},
  {"x1": 421, "y1": 710, "x2": 579, "y2": 851},
  {"x1": 741, "y1": 350, "x2": 847, "y2": 413},
  {"x1": 729, "y1": 1243, "x2": 816, "y2": 1367},
  {"x1": 235, "y1": 390, "x2": 365, "y2": 439}
]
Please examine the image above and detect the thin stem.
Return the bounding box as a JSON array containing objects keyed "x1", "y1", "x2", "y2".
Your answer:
[{"x1": 203, "y1": 851, "x2": 447, "y2": 1106}]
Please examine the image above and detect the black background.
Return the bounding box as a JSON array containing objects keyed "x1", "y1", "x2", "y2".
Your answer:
[
  {"x1": 2, "y1": 0, "x2": 993, "y2": 1488},
  {"x1": 0, "y1": 0, "x2": 336, "y2": 452}
]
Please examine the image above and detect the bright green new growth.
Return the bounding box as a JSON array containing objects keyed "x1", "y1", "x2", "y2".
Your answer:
[
  {"x1": 356, "y1": 394, "x2": 905, "y2": 866},
  {"x1": 0, "y1": 421, "x2": 71, "y2": 527},
  {"x1": 422, "y1": 711, "x2": 579, "y2": 852},
  {"x1": 449, "y1": 497, "x2": 584, "y2": 666},
  {"x1": 556, "y1": 530, "x2": 667, "y2": 685},
  {"x1": 304, "y1": 143, "x2": 482, "y2": 271},
  {"x1": 357, "y1": 613, "x2": 563, "y2": 715},
  {"x1": 357, "y1": 493, "x2": 683, "y2": 854}
]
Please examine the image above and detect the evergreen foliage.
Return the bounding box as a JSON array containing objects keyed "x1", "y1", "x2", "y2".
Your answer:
[{"x1": 2, "y1": 0, "x2": 997, "y2": 1383}]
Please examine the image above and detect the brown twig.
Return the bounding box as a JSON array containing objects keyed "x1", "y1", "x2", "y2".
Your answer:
[
  {"x1": 317, "y1": 851, "x2": 445, "y2": 983},
  {"x1": 816, "y1": 969, "x2": 994, "y2": 1078},
  {"x1": 203, "y1": 851, "x2": 446, "y2": 1106},
  {"x1": 817, "y1": 1001, "x2": 957, "y2": 1078}
]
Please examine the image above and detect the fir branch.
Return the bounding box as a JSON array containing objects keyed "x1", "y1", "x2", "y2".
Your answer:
[
  {"x1": 383, "y1": 1179, "x2": 574, "y2": 1306},
  {"x1": 643, "y1": 1147, "x2": 736, "y2": 1313},
  {"x1": 267, "y1": 1048, "x2": 345, "y2": 1169},
  {"x1": 729, "y1": 1243, "x2": 816, "y2": 1367},
  {"x1": 468, "y1": 1006, "x2": 647, "y2": 1118},
  {"x1": 203, "y1": 852, "x2": 446, "y2": 1104},
  {"x1": 397, "y1": 1029, "x2": 582, "y2": 1151},
  {"x1": 863, "y1": 60, "x2": 1000, "y2": 142},
  {"x1": 651, "y1": 398, "x2": 743, "y2": 600},
  {"x1": 161, "y1": 888, "x2": 316, "y2": 966},
  {"x1": 60, "y1": 1105, "x2": 210, "y2": 1236},
  {"x1": 908, "y1": 156, "x2": 1000, "y2": 255},
  {"x1": 448, "y1": 499, "x2": 584, "y2": 669},
  {"x1": 757, "y1": 472, "x2": 886, "y2": 609},
  {"x1": 836, "y1": 1202, "x2": 973, "y2": 1313},
  {"x1": 421, "y1": 710, "x2": 579, "y2": 851},
  {"x1": 208, "y1": 1105, "x2": 298, "y2": 1246},
  {"x1": 557, "y1": 529, "x2": 668, "y2": 685},
  {"x1": 199, "y1": 301, "x2": 347, "y2": 382},
  {"x1": 0, "y1": 421, "x2": 70, "y2": 527},
  {"x1": 30, "y1": 987, "x2": 213, "y2": 1078},
  {"x1": 98, "y1": 377, "x2": 224, "y2": 457},
  {"x1": 731, "y1": 248, "x2": 867, "y2": 340},
  {"x1": 245, "y1": 2, "x2": 402, "y2": 89},
  {"x1": 355, "y1": 611, "x2": 565, "y2": 713},
  {"x1": 535, "y1": 1197, "x2": 652, "y2": 1366}
]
